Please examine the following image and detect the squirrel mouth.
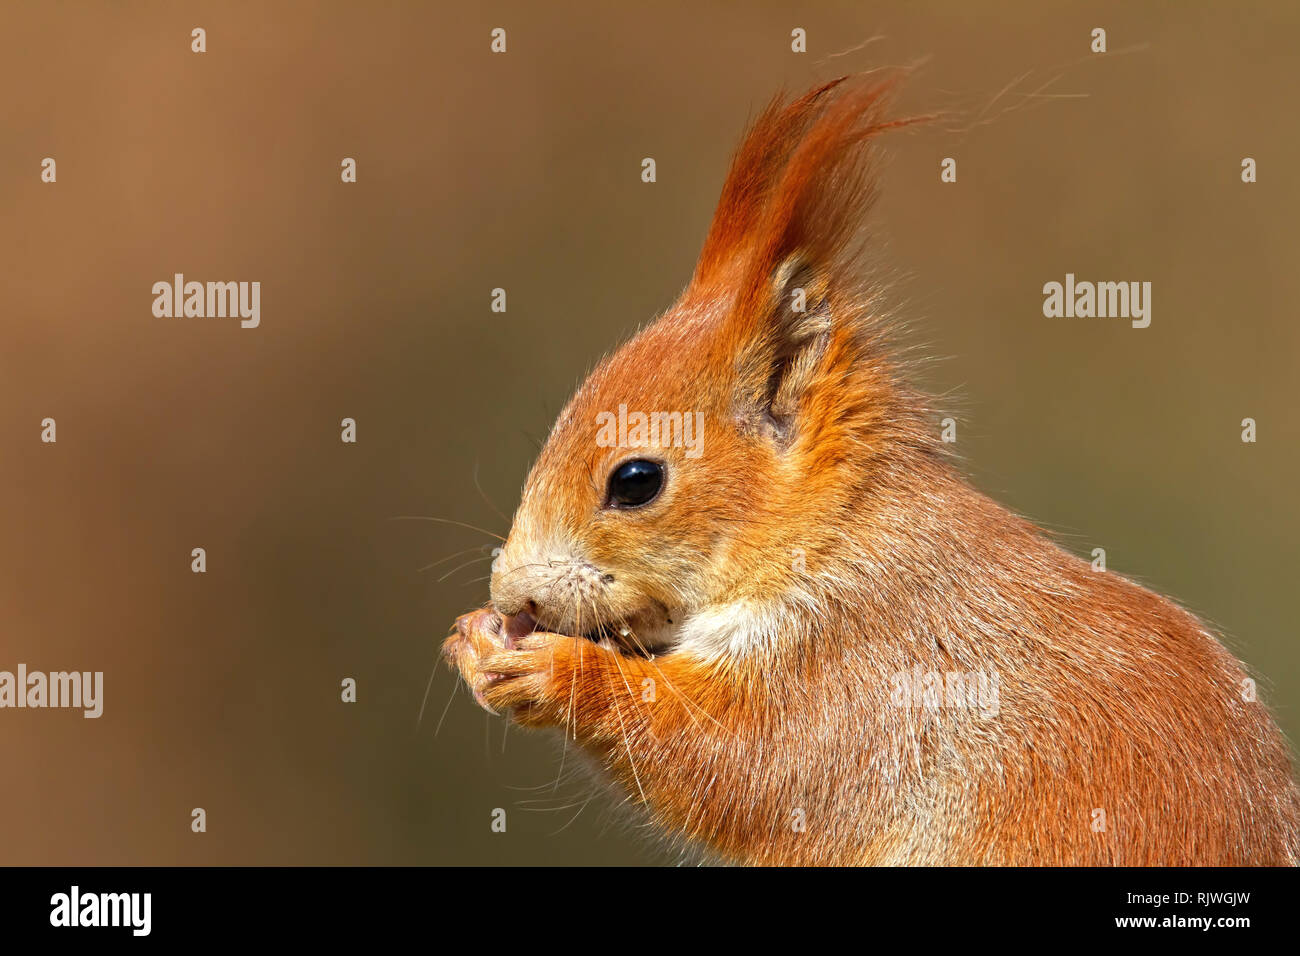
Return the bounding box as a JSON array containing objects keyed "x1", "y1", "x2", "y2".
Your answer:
[
  {"x1": 501, "y1": 604, "x2": 675, "y2": 657},
  {"x1": 499, "y1": 610, "x2": 537, "y2": 650},
  {"x1": 581, "y1": 603, "x2": 676, "y2": 657}
]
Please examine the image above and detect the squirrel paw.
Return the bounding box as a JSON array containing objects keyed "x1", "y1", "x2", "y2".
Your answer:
[{"x1": 442, "y1": 607, "x2": 576, "y2": 724}]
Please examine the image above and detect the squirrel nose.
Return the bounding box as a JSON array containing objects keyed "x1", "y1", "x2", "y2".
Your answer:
[{"x1": 490, "y1": 555, "x2": 531, "y2": 617}]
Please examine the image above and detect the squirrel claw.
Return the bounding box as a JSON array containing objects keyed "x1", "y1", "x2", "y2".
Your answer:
[{"x1": 471, "y1": 685, "x2": 501, "y2": 717}]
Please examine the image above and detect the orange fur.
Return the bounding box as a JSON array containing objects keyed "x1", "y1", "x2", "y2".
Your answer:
[{"x1": 443, "y1": 72, "x2": 1300, "y2": 865}]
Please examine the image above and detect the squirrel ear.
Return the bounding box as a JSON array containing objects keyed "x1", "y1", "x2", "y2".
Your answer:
[
  {"x1": 699, "y1": 71, "x2": 922, "y2": 445},
  {"x1": 751, "y1": 255, "x2": 833, "y2": 443}
]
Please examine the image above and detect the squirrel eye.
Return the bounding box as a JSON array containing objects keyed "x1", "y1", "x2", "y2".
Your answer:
[{"x1": 606, "y1": 459, "x2": 664, "y2": 509}]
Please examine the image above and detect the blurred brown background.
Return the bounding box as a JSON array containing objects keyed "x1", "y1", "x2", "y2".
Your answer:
[{"x1": 1, "y1": 1, "x2": 1296, "y2": 864}]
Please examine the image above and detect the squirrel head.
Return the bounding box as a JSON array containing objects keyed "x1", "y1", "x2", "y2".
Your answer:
[{"x1": 490, "y1": 72, "x2": 936, "y2": 655}]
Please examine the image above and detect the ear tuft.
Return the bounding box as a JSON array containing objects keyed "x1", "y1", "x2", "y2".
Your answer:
[
  {"x1": 693, "y1": 69, "x2": 922, "y2": 307},
  {"x1": 691, "y1": 78, "x2": 849, "y2": 291},
  {"x1": 697, "y1": 71, "x2": 926, "y2": 446}
]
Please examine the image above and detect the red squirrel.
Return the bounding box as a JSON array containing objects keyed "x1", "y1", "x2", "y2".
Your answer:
[{"x1": 443, "y1": 72, "x2": 1300, "y2": 865}]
